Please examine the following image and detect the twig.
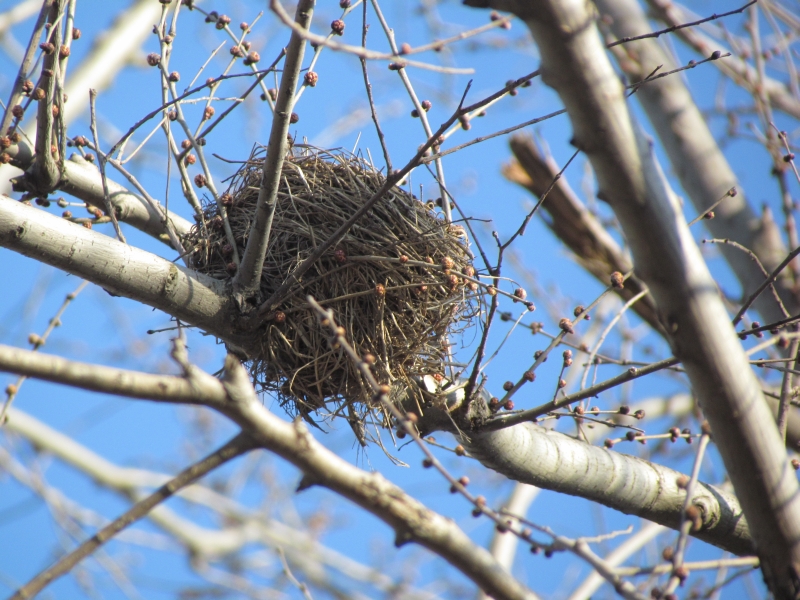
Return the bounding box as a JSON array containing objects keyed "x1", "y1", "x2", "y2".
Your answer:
[
  {"x1": 0, "y1": 0, "x2": 51, "y2": 135},
  {"x1": 579, "y1": 289, "x2": 650, "y2": 391},
  {"x1": 502, "y1": 148, "x2": 579, "y2": 249},
  {"x1": 497, "y1": 279, "x2": 619, "y2": 408},
  {"x1": 508, "y1": 518, "x2": 648, "y2": 600},
  {"x1": 107, "y1": 66, "x2": 284, "y2": 161},
  {"x1": 421, "y1": 108, "x2": 565, "y2": 164},
  {"x1": 485, "y1": 356, "x2": 680, "y2": 430},
  {"x1": 269, "y1": 0, "x2": 474, "y2": 74},
  {"x1": 687, "y1": 187, "x2": 737, "y2": 226},
  {"x1": 30, "y1": 0, "x2": 65, "y2": 193},
  {"x1": 0, "y1": 280, "x2": 87, "y2": 426},
  {"x1": 607, "y1": 0, "x2": 756, "y2": 48},
  {"x1": 627, "y1": 51, "x2": 731, "y2": 96},
  {"x1": 277, "y1": 547, "x2": 315, "y2": 600},
  {"x1": 360, "y1": 1, "x2": 391, "y2": 172},
  {"x1": 778, "y1": 340, "x2": 800, "y2": 442},
  {"x1": 663, "y1": 432, "x2": 711, "y2": 596},
  {"x1": 612, "y1": 556, "x2": 759, "y2": 577},
  {"x1": 190, "y1": 53, "x2": 286, "y2": 153},
  {"x1": 733, "y1": 243, "x2": 800, "y2": 325},
  {"x1": 88, "y1": 89, "x2": 125, "y2": 243},
  {"x1": 10, "y1": 432, "x2": 257, "y2": 600},
  {"x1": 105, "y1": 156, "x2": 185, "y2": 257},
  {"x1": 371, "y1": 0, "x2": 455, "y2": 222},
  {"x1": 233, "y1": 0, "x2": 315, "y2": 301},
  {"x1": 703, "y1": 237, "x2": 790, "y2": 322}
]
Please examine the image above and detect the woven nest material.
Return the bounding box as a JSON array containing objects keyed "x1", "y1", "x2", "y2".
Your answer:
[{"x1": 188, "y1": 146, "x2": 478, "y2": 422}]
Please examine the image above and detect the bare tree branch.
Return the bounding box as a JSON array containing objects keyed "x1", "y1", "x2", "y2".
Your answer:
[
  {"x1": 0, "y1": 0, "x2": 51, "y2": 135},
  {"x1": 0, "y1": 339, "x2": 542, "y2": 600},
  {"x1": 503, "y1": 135, "x2": 663, "y2": 333},
  {"x1": 27, "y1": 0, "x2": 64, "y2": 195},
  {"x1": 0, "y1": 343, "x2": 757, "y2": 557},
  {"x1": 596, "y1": 0, "x2": 797, "y2": 322},
  {"x1": 0, "y1": 196, "x2": 249, "y2": 352},
  {"x1": 10, "y1": 432, "x2": 258, "y2": 600},
  {"x1": 647, "y1": 0, "x2": 800, "y2": 121},
  {"x1": 463, "y1": 0, "x2": 800, "y2": 595},
  {"x1": 233, "y1": 0, "x2": 314, "y2": 301}
]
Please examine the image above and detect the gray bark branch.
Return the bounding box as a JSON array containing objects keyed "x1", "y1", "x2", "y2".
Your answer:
[{"x1": 463, "y1": 0, "x2": 800, "y2": 595}]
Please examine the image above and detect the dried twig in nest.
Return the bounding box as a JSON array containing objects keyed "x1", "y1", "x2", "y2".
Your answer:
[{"x1": 188, "y1": 146, "x2": 478, "y2": 425}]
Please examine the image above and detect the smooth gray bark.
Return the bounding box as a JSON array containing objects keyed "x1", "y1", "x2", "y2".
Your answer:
[{"x1": 463, "y1": 0, "x2": 800, "y2": 596}]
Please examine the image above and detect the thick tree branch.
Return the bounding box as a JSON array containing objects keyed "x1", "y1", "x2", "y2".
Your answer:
[
  {"x1": 503, "y1": 135, "x2": 663, "y2": 332},
  {"x1": 16, "y1": 150, "x2": 192, "y2": 246},
  {"x1": 463, "y1": 0, "x2": 800, "y2": 596},
  {"x1": 233, "y1": 0, "x2": 314, "y2": 300},
  {"x1": 0, "y1": 342, "x2": 539, "y2": 600},
  {"x1": 0, "y1": 343, "x2": 757, "y2": 557},
  {"x1": 596, "y1": 0, "x2": 797, "y2": 321},
  {"x1": 461, "y1": 423, "x2": 752, "y2": 555},
  {"x1": 0, "y1": 196, "x2": 251, "y2": 353},
  {"x1": 0, "y1": 343, "x2": 225, "y2": 405},
  {"x1": 647, "y1": 0, "x2": 800, "y2": 121}
]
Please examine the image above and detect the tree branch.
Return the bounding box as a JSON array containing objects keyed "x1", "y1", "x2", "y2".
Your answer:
[
  {"x1": 10, "y1": 432, "x2": 257, "y2": 600},
  {"x1": 0, "y1": 196, "x2": 250, "y2": 353},
  {"x1": 647, "y1": 0, "x2": 800, "y2": 121},
  {"x1": 27, "y1": 0, "x2": 64, "y2": 195},
  {"x1": 0, "y1": 341, "x2": 539, "y2": 600},
  {"x1": 0, "y1": 343, "x2": 758, "y2": 558},
  {"x1": 233, "y1": 0, "x2": 314, "y2": 301},
  {"x1": 461, "y1": 422, "x2": 752, "y2": 556},
  {"x1": 503, "y1": 135, "x2": 663, "y2": 333},
  {"x1": 596, "y1": 0, "x2": 798, "y2": 321},
  {"x1": 0, "y1": 0, "x2": 51, "y2": 135},
  {"x1": 464, "y1": 0, "x2": 800, "y2": 595}
]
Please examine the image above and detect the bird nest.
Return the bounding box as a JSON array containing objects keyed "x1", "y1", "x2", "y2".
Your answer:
[{"x1": 188, "y1": 146, "x2": 478, "y2": 424}]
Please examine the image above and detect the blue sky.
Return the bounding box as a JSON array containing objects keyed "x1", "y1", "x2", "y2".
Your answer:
[{"x1": 0, "y1": 0, "x2": 789, "y2": 597}]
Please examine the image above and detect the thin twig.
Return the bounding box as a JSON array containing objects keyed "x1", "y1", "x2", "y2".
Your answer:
[
  {"x1": 607, "y1": 0, "x2": 756, "y2": 47},
  {"x1": 0, "y1": 0, "x2": 51, "y2": 135},
  {"x1": 579, "y1": 289, "x2": 650, "y2": 390},
  {"x1": 687, "y1": 187, "x2": 737, "y2": 226},
  {"x1": 733, "y1": 243, "x2": 800, "y2": 325},
  {"x1": 486, "y1": 356, "x2": 680, "y2": 430},
  {"x1": 627, "y1": 52, "x2": 731, "y2": 96},
  {"x1": 30, "y1": 0, "x2": 64, "y2": 193},
  {"x1": 269, "y1": 0, "x2": 474, "y2": 74},
  {"x1": 0, "y1": 280, "x2": 88, "y2": 426},
  {"x1": 778, "y1": 340, "x2": 800, "y2": 442},
  {"x1": 366, "y1": 0, "x2": 455, "y2": 235},
  {"x1": 663, "y1": 432, "x2": 711, "y2": 596},
  {"x1": 502, "y1": 148, "x2": 579, "y2": 249},
  {"x1": 89, "y1": 89, "x2": 126, "y2": 243},
  {"x1": 360, "y1": 1, "x2": 391, "y2": 172},
  {"x1": 421, "y1": 108, "x2": 565, "y2": 164},
  {"x1": 703, "y1": 237, "x2": 790, "y2": 321}
]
